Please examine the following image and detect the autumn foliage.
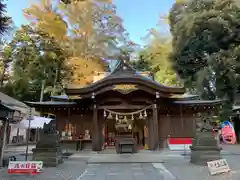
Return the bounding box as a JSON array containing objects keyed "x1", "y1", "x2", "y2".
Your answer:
[
  {"x1": 66, "y1": 57, "x2": 106, "y2": 85},
  {"x1": 23, "y1": 0, "x2": 128, "y2": 86}
]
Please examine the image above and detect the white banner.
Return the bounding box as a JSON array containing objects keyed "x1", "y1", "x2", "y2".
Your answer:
[{"x1": 8, "y1": 161, "x2": 43, "y2": 174}]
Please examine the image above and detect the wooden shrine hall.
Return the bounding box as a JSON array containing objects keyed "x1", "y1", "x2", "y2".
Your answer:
[{"x1": 26, "y1": 57, "x2": 221, "y2": 152}]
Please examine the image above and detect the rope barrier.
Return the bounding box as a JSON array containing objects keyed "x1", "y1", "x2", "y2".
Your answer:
[{"x1": 104, "y1": 105, "x2": 152, "y2": 116}]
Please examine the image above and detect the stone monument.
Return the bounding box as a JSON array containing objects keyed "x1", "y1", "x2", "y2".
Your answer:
[
  {"x1": 32, "y1": 120, "x2": 63, "y2": 167},
  {"x1": 190, "y1": 118, "x2": 222, "y2": 166}
]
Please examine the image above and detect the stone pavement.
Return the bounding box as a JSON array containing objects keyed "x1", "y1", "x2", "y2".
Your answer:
[
  {"x1": 1, "y1": 145, "x2": 88, "y2": 180},
  {"x1": 164, "y1": 151, "x2": 240, "y2": 180},
  {"x1": 2, "y1": 144, "x2": 240, "y2": 180},
  {"x1": 77, "y1": 163, "x2": 175, "y2": 180},
  {"x1": 0, "y1": 159, "x2": 87, "y2": 180},
  {"x1": 85, "y1": 150, "x2": 184, "y2": 164},
  {"x1": 82, "y1": 145, "x2": 240, "y2": 180}
]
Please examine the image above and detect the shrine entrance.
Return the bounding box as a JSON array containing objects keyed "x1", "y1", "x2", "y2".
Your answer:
[
  {"x1": 103, "y1": 106, "x2": 150, "y2": 151},
  {"x1": 26, "y1": 56, "x2": 222, "y2": 153}
]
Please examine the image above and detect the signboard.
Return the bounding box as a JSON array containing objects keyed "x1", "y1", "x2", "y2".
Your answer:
[
  {"x1": 207, "y1": 159, "x2": 230, "y2": 175},
  {"x1": 27, "y1": 108, "x2": 35, "y2": 120},
  {"x1": 8, "y1": 161, "x2": 43, "y2": 174}
]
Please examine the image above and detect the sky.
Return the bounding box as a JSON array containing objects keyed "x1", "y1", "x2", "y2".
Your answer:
[{"x1": 5, "y1": 0, "x2": 175, "y2": 45}]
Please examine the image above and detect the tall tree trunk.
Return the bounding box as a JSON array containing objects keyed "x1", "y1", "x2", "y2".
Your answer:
[
  {"x1": 0, "y1": 67, "x2": 6, "y2": 89},
  {"x1": 40, "y1": 67, "x2": 47, "y2": 102},
  {"x1": 40, "y1": 80, "x2": 45, "y2": 102},
  {"x1": 51, "y1": 68, "x2": 59, "y2": 96}
]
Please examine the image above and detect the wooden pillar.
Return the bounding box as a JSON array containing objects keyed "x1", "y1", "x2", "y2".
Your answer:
[
  {"x1": 65, "y1": 108, "x2": 70, "y2": 136},
  {"x1": 39, "y1": 109, "x2": 44, "y2": 116},
  {"x1": 36, "y1": 128, "x2": 40, "y2": 142},
  {"x1": 147, "y1": 115, "x2": 154, "y2": 150},
  {"x1": 153, "y1": 104, "x2": 159, "y2": 150},
  {"x1": 92, "y1": 104, "x2": 101, "y2": 151},
  {"x1": 0, "y1": 119, "x2": 9, "y2": 167},
  {"x1": 34, "y1": 128, "x2": 38, "y2": 142}
]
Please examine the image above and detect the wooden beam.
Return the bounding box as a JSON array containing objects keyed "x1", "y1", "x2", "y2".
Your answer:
[
  {"x1": 98, "y1": 105, "x2": 152, "y2": 110},
  {"x1": 99, "y1": 97, "x2": 153, "y2": 105}
]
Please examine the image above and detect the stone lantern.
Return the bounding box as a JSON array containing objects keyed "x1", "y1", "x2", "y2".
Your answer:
[
  {"x1": 0, "y1": 107, "x2": 14, "y2": 167},
  {"x1": 190, "y1": 117, "x2": 222, "y2": 165}
]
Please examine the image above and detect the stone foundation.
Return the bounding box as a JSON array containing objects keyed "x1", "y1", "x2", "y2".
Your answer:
[
  {"x1": 190, "y1": 135, "x2": 222, "y2": 166},
  {"x1": 32, "y1": 132, "x2": 63, "y2": 167}
]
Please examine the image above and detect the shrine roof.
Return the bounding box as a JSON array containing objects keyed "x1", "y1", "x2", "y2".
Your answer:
[
  {"x1": 49, "y1": 93, "x2": 199, "y2": 101},
  {"x1": 173, "y1": 99, "x2": 222, "y2": 105},
  {"x1": 25, "y1": 101, "x2": 77, "y2": 107},
  {"x1": 0, "y1": 103, "x2": 15, "y2": 111},
  {"x1": 233, "y1": 106, "x2": 240, "y2": 111},
  {"x1": 50, "y1": 94, "x2": 69, "y2": 100},
  {"x1": 170, "y1": 94, "x2": 199, "y2": 100},
  {"x1": 65, "y1": 57, "x2": 185, "y2": 96}
]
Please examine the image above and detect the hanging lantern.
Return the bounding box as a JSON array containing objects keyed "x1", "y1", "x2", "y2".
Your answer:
[
  {"x1": 124, "y1": 116, "x2": 127, "y2": 123},
  {"x1": 104, "y1": 110, "x2": 107, "y2": 117},
  {"x1": 107, "y1": 113, "x2": 113, "y2": 119},
  {"x1": 128, "y1": 124, "x2": 132, "y2": 130},
  {"x1": 139, "y1": 112, "x2": 143, "y2": 119},
  {"x1": 131, "y1": 114, "x2": 134, "y2": 121},
  {"x1": 144, "y1": 110, "x2": 147, "y2": 117},
  {"x1": 116, "y1": 114, "x2": 118, "y2": 121}
]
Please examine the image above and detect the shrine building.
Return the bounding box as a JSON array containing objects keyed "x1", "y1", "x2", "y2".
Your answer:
[{"x1": 26, "y1": 57, "x2": 221, "y2": 152}]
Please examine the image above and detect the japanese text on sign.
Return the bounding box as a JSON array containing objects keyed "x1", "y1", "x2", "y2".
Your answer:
[
  {"x1": 207, "y1": 159, "x2": 230, "y2": 175},
  {"x1": 8, "y1": 161, "x2": 43, "y2": 174}
]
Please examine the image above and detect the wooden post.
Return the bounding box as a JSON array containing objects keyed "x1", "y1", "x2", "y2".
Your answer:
[
  {"x1": 92, "y1": 104, "x2": 100, "y2": 151},
  {"x1": 180, "y1": 104, "x2": 184, "y2": 129},
  {"x1": 16, "y1": 128, "x2": 19, "y2": 143},
  {"x1": 147, "y1": 115, "x2": 154, "y2": 150},
  {"x1": 34, "y1": 128, "x2": 38, "y2": 142},
  {"x1": 153, "y1": 104, "x2": 159, "y2": 150},
  {"x1": 0, "y1": 119, "x2": 9, "y2": 167}
]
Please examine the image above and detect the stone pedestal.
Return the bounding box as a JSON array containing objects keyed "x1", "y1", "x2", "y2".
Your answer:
[
  {"x1": 32, "y1": 130, "x2": 63, "y2": 167},
  {"x1": 190, "y1": 133, "x2": 222, "y2": 166}
]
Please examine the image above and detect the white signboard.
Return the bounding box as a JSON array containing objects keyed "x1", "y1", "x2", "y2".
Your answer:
[
  {"x1": 207, "y1": 159, "x2": 230, "y2": 175},
  {"x1": 8, "y1": 161, "x2": 43, "y2": 174},
  {"x1": 27, "y1": 108, "x2": 35, "y2": 120}
]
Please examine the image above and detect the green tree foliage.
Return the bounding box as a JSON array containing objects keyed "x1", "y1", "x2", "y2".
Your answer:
[
  {"x1": 1, "y1": 0, "x2": 133, "y2": 101},
  {"x1": 134, "y1": 27, "x2": 180, "y2": 86},
  {"x1": 4, "y1": 25, "x2": 67, "y2": 101},
  {"x1": 0, "y1": 0, "x2": 11, "y2": 35},
  {"x1": 23, "y1": 0, "x2": 132, "y2": 85},
  {"x1": 0, "y1": 44, "x2": 12, "y2": 88},
  {"x1": 130, "y1": 53, "x2": 151, "y2": 72},
  {"x1": 169, "y1": 0, "x2": 240, "y2": 119}
]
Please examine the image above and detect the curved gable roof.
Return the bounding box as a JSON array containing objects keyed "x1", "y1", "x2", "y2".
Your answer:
[{"x1": 65, "y1": 59, "x2": 185, "y2": 96}]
